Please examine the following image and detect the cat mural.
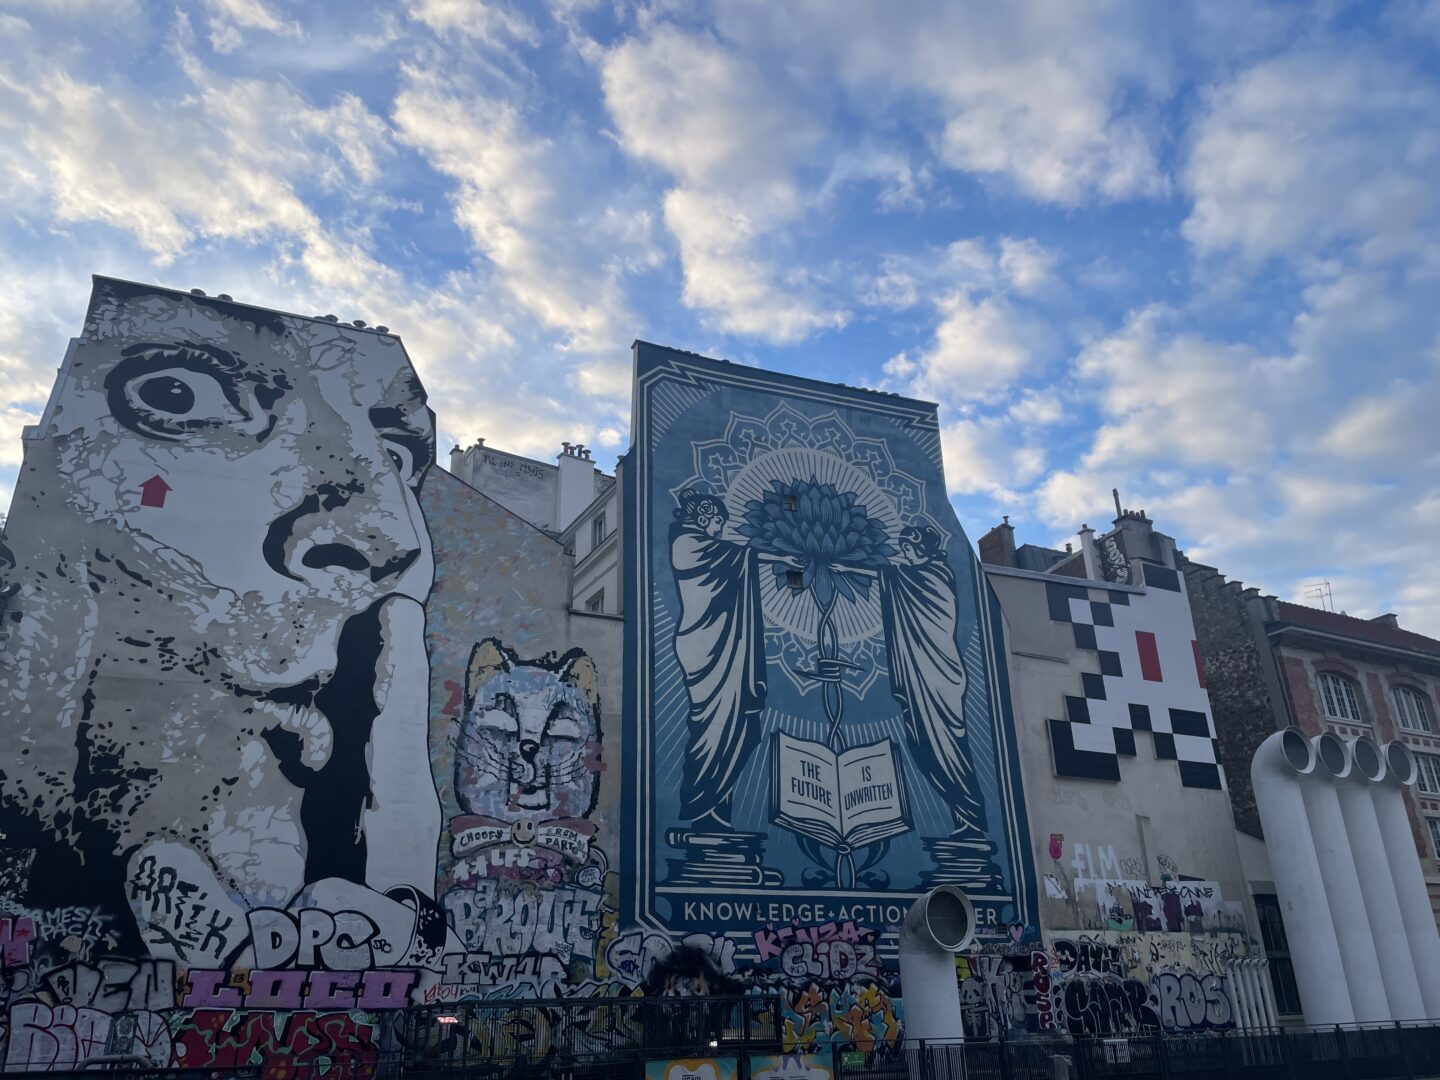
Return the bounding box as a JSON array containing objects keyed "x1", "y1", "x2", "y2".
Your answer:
[
  {"x1": 456, "y1": 639, "x2": 603, "y2": 817},
  {"x1": 439, "y1": 639, "x2": 610, "y2": 996}
]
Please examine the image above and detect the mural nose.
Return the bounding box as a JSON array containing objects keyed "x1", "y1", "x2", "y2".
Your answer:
[{"x1": 265, "y1": 481, "x2": 423, "y2": 590}]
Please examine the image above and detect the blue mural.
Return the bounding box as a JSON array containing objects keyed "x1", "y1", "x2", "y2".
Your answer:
[{"x1": 623, "y1": 343, "x2": 1038, "y2": 959}]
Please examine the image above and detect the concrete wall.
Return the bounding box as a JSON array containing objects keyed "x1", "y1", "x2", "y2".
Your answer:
[
  {"x1": 568, "y1": 488, "x2": 620, "y2": 615},
  {"x1": 451, "y1": 442, "x2": 562, "y2": 531},
  {"x1": 986, "y1": 564, "x2": 1260, "y2": 1035}
]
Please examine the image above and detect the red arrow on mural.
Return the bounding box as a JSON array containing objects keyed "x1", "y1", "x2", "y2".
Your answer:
[{"x1": 139, "y1": 475, "x2": 172, "y2": 508}]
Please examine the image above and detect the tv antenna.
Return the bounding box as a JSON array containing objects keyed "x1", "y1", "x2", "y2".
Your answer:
[{"x1": 1304, "y1": 580, "x2": 1334, "y2": 612}]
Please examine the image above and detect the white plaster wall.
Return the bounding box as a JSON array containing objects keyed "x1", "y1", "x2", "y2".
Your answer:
[{"x1": 989, "y1": 570, "x2": 1254, "y2": 938}]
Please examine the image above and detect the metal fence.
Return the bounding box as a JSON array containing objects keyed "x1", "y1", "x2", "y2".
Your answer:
[
  {"x1": 12, "y1": 1012, "x2": 1440, "y2": 1080},
  {"x1": 393, "y1": 995, "x2": 782, "y2": 1064},
  {"x1": 833, "y1": 1023, "x2": 1440, "y2": 1080}
]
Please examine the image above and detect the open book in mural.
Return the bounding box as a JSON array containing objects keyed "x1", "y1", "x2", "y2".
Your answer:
[{"x1": 771, "y1": 732, "x2": 910, "y2": 857}]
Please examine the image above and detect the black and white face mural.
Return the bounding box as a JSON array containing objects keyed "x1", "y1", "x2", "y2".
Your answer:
[{"x1": 0, "y1": 279, "x2": 445, "y2": 970}]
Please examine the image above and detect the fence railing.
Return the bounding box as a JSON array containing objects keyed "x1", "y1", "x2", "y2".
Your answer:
[
  {"x1": 833, "y1": 1023, "x2": 1440, "y2": 1080},
  {"x1": 10, "y1": 1011, "x2": 1440, "y2": 1080}
]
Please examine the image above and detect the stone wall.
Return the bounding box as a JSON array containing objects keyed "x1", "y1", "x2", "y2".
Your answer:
[{"x1": 1179, "y1": 559, "x2": 1283, "y2": 838}]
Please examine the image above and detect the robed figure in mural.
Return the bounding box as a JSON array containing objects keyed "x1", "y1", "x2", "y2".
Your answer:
[
  {"x1": 880, "y1": 524, "x2": 988, "y2": 838},
  {"x1": 669, "y1": 488, "x2": 768, "y2": 829}
]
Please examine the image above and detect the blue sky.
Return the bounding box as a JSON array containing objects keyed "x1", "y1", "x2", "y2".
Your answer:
[{"x1": 1, "y1": 0, "x2": 1438, "y2": 631}]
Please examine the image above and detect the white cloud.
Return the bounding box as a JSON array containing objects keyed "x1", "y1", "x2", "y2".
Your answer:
[
  {"x1": 1032, "y1": 469, "x2": 1122, "y2": 530},
  {"x1": 940, "y1": 416, "x2": 1045, "y2": 500},
  {"x1": 202, "y1": 0, "x2": 303, "y2": 53},
  {"x1": 715, "y1": 0, "x2": 1171, "y2": 205},
  {"x1": 998, "y1": 237, "x2": 1056, "y2": 294},
  {"x1": 864, "y1": 236, "x2": 1058, "y2": 311},
  {"x1": 1076, "y1": 307, "x2": 1289, "y2": 470},
  {"x1": 869, "y1": 236, "x2": 1060, "y2": 403},
  {"x1": 1319, "y1": 380, "x2": 1440, "y2": 467},
  {"x1": 1183, "y1": 50, "x2": 1440, "y2": 264},
  {"x1": 1008, "y1": 389, "x2": 1065, "y2": 427},
  {"x1": 0, "y1": 24, "x2": 389, "y2": 268},
  {"x1": 910, "y1": 290, "x2": 1036, "y2": 400},
  {"x1": 600, "y1": 23, "x2": 846, "y2": 342},
  {"x1": 392, "y1": 66, "x2": 638, "y2": 352},
  {"x1": 660, "y1": 188, "x2": 846, "y2": 342},
  {"x1": 403, "y1": 0, "x2": 539, "y2": 45}
]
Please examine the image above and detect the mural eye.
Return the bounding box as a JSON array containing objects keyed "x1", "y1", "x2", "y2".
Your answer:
[
  {"x1": 120, "y1": 367, "x2": 245, "y2": 436},
  {"x1": 383, "y1": 437, "x2": 414, "y2": 479},
  {"x1": 137, "y1": 375, "x2": 194, "y2": 414},
  {"x1": 547, "y1": 705, "x2": 583, "y2": 741}
]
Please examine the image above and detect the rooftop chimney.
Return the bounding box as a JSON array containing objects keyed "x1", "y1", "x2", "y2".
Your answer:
[
  {"x1": 978, "y1": 515, "x2": 1017, "y2": 567},
  {"x1": 555, "y1": 441, "x2": 597, "y2": 532},
  {"x1": 1077, "y1": 522, "x2": 1100, "y2": 579},
  {"x1": 1370, "y1": 613, "x2": 1400, "y2": 629}
]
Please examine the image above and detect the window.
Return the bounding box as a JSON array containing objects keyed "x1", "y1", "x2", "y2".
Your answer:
[
  {"x1": 783, "y1": 494, "x2": 798, "y2": 512},
  {"x1": 1317, "y1": 672, "x2": 1363, "y2": 723},
  {"x1": 785, "y1": 570, "x2": 803, "y2": 590},
  {"x1": 1394, "y1": 685, "x2": 1434, "y2": 733},
  {"x1": 1428, "y1": 818, "x2": 1440, "y2": 860},
  {"x1": 591, "y1": 513, "x2": 607, "y2": 548},
  {"x1": 585, "y1": 589, "x2": 604, "y2": 614},
  {"x1": 1254, "y1": 894, "x2": 1303, "y2": 1016},
  {"x1": 1417, "y1": 752, "x2": 1440, "y2": 796}
]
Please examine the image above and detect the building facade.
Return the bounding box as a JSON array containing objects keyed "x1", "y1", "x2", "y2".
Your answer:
[
  {"x1": 977, "y1": 514, "x2": 1273, "y2": 1037},
  {"x1": 1183, "y1": 564, "x2": 1440, "y2": 930}
]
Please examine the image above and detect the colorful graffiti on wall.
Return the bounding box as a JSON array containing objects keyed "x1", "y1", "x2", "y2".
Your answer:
[
  {"x1": 436, "y1": 638, "x2": 610, "y2": 998},
  {"x1": 949, "y1": 931, "x2": 1248, "y2": 1039},
  {"x1": 622, "y1": 343, "x2": 1039, "y2": 965}
]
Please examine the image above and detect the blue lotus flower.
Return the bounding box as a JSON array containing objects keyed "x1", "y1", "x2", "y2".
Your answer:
[{"x1": 737, "y1": 477, "x2": 894, "y2": 607}]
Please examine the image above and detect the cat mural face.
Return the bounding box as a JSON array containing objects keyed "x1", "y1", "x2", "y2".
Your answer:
[{"x1": 455, "y1": 639, "x2": 602, "y2": 822}]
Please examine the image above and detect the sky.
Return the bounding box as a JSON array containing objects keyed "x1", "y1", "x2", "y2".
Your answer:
[{"x1": 1, "y1": 0, "x2": 1438, "y2": 632}]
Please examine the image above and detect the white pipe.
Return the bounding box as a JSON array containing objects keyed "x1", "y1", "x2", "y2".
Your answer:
[
  {"x1": 1371, "y1": 741, "x2": 1440, "y2": 1019},
  {"x1": 1232, "y1": 963, "x2": 1255, "y2": 1031},
  {"x1": 1249, "y1": 961, "x2": 1271, "y2": 1028},
  {"x1": 1232, "y1": 967, "x2": 1255, "y2": 1036},
  {"x1": 1237, "y1": 963, "x2": 1256, "y2": 1031},
  {"x1": 1256, "y1": 962, "x2": 1278, "y2": 1028},
  {"x1": 1336, "y1": 737, "x2": 1425, "y2": 1020},
  {"x1": 1226, "y1": 963, "x2": 1244, "y2": 1031},
  {"x1": 898, "y1": 886, "x2": 975, "y2": 1041},
  {"x1": 1241, "y1": 962, "x2": 1260, "y2": 1031},
  {"x1": 1228, "y1": 963, "x2": 1246, "y2": 1031},
  {"x1": 1301, "y1": 733, "x2": 1388, "y2": 1021},
  {"x1": 1251, "y1": 728, "x2": 1355, "y2": 1024}
]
